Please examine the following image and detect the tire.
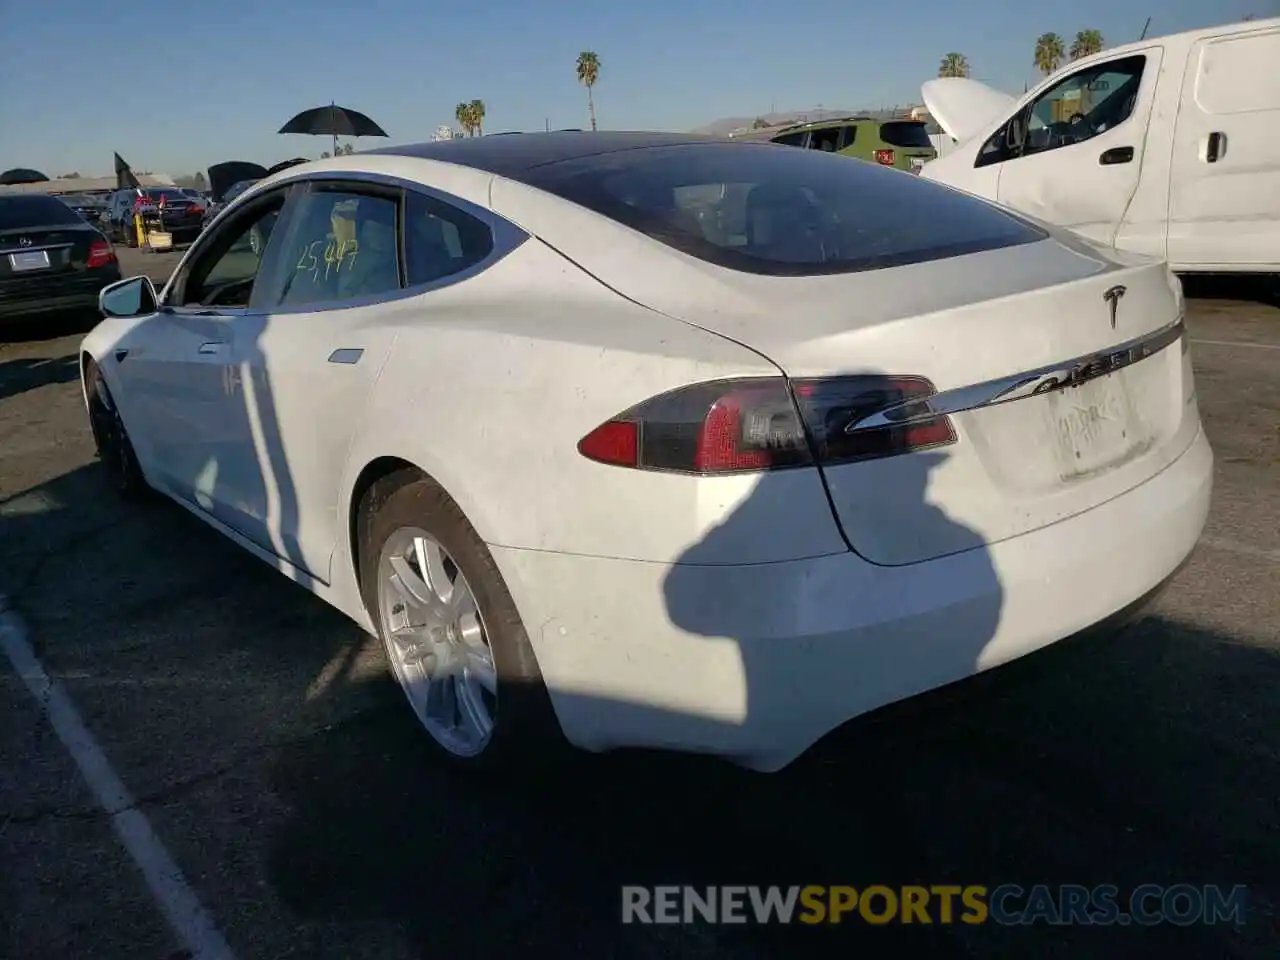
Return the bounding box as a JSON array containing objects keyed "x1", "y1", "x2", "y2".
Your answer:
[
  {"x1": 357, "y1": 470, "x2": 561, "y2": 771},
  {"x1": 84, "y1": 360, "x2": 149, "y2": 499}
]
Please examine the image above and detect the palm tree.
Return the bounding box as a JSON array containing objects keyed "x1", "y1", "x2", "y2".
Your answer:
[
  {"x1": 468, "y1": 99, "x2": 486, "y2": 136},
  {"x1": 576, "y1": 51, "x2": 601, "y2": 131},
  {"x1": 938, "y1": 52, "x2": 970, "y2": 78},
  {"x1": 1069, "y1": 29, "x2": 1104, "y2": 61},
  {"x1": 1034, "y1": 32, "x2": 1065, "y2": 76},
  {"x1": 455, "y1": 102, "x2": 473, "y2": 136}
]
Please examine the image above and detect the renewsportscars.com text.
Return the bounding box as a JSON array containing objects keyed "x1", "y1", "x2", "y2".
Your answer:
[{"x1": 621, "y1": 884, "x2": 1248, "y2": 926}]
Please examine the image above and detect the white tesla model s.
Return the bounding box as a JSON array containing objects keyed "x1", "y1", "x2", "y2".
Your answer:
[{"x1": 81, "y1": 132, "x2": 1212, "y2": 772}]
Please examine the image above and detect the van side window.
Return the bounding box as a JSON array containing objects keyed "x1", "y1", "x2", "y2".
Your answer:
[{"x1": 977, "y1": 54, "x2": 1146, "y2": 167}]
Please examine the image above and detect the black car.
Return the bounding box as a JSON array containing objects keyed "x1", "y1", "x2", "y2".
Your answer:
[
  {"x1": 0, "y1": 195, "x2": 121, "y2": 325},
  {"x1": 106, "y1": 186, "x2": 205, "y2": 246},
  {"x1": 56, "y1": 192, "x2": 108, "y2": 226}
]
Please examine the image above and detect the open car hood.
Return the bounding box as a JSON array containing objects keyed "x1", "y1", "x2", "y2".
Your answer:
[
  {"x1": 266, "y1": 157, "x2": 309, "y2": 176},
  {"x1": 920, "y1": 77, "x2": 1017, "y2": 143},
  {"x1": 207, "y1": 161, "x2": 269, "y2": 203}
]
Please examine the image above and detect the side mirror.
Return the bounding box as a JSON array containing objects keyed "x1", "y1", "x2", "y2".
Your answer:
[
  {"x1": 1004, "y1": 115, "x2": 1026, "y2": 152},
  {"x1": 99, "y1": 275, "x2": 158, "y2": 319}
]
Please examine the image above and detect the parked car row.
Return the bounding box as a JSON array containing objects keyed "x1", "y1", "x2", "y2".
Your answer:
[{"x1": 103, "y1": 186, "x2": 206, "y2": 246}]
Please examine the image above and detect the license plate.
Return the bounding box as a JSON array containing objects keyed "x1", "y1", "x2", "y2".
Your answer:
[
  {"x1": 1048, "y1": 378, "x2": 1143, "y2": 478},
  {"x1": 8, "y1": 250, "x2": 50, "y2": 271}
]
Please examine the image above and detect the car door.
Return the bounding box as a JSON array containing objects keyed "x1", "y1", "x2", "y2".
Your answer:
[
  {"x1": 121, "y1": 184, "x2": 296, "y2": 513},
  {"x1": 1167, "y1": 25, "x2": 1280, "y2": 269},
  {"x1": 215, "y1": 179, "x2": 405, "y2": 582},
  {"x1": 984, "y1": 51, "x2": 1160, "y2": 248},
  {"x1": 219, "y1": 180, "x2": 499, "y2": 583}
]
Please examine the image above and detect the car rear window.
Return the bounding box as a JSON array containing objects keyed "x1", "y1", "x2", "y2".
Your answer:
[
  {"x1": 521, "y1": 141, "x2": 1045, "y2": 276},
  {"x1": 0, "y1": 196, "x2": 83, "y2": 229},
  {"x1": 878, "y1": 121, "x2": 934, "y2": 149}
]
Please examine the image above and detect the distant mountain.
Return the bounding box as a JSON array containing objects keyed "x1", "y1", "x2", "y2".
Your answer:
[{"x1": 691, "y1": 106, "x2": 912, "y2": 137}]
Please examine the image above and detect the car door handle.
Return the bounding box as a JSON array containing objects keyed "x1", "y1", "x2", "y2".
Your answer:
[
  {"x1": 1099, "y1": 146, "x2": 1134, "y2": 165},
  {"x1": 1206, "y1": 131, "x2": 1225, "y2": 163},
  {"x1": 198, "y1": 341, "x2": 227, "y2": 355}
]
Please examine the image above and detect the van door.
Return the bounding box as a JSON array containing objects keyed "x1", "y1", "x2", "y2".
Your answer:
[
  {"x1": 1167, "y1": 25, "x2": 1280, "y2": 270},
  {"x1": 987, "y1": 51, "x2": 1161, "y2": 248}
]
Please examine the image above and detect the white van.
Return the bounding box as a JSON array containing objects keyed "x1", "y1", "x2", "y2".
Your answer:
[{"x1": 919, "y1": 17, "x2": 1280, "y2": 277}]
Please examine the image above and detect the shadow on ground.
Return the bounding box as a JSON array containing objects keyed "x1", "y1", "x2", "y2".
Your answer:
[
  {"x1": 1181, "y1": 273, "x2": 1278, "y2": 307},
  {"x1": 0, "y1": 310, "x2": 100, "y2": 347},
  {"x1": 262, "y1": 607, "x2": 1280, "y2": 957},
  {"x1": 0, "y1": 354, "x2": 81, "y2": 403}
]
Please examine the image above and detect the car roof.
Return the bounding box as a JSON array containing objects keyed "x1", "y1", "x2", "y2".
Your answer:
[{"x1": 364, "y1": 131, "x2": 736, "y2": 178}]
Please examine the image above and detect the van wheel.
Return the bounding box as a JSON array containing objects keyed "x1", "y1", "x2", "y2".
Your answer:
[
  {"x1": 357, "y1": 471, "x2": 561, "y2": 771},
  {"x1": 85, "y1": 361, "x2": 148, "y2": 499}
]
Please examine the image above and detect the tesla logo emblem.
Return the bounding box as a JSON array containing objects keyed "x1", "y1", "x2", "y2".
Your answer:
[
  {"x1": 1103, "y1": 285, "x2": 1127, "y2": 330},
  {"x1": 18, "y1": 237, "x2": 32, "y2": 247}
]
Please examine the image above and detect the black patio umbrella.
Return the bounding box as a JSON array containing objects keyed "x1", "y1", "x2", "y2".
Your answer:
[
  {"x1": 0, "y1": 167, "x2": 49, "y2": 185},
  {"x1": 277, "y1": 103, "x2": 388, "y2": 157}
]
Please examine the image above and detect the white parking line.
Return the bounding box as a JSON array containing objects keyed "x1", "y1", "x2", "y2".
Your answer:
[
  {"x1": 0, "y1": 597, "x2": 237, "y2": 960},
  {"x1": 1190, "y1": 338, "x2": 1280, "y2": 351}
]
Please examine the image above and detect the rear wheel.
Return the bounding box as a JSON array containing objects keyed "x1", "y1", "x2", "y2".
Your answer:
[
  {"x1": 357, "y1": 471, "x2": 560, "y2": 770},
  {"x1": 85, "y1": 360, "x2": 148, "y2": 498}
]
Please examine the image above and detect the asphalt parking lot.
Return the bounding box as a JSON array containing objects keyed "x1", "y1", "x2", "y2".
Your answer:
[{"x1": 2, "y1": 248, "x2": 1278, "y2": 959}]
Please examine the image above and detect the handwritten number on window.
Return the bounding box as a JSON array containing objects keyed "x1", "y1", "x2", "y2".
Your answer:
[{"x1": 295, "y1": 237, "x2": 358, "y2": 286}]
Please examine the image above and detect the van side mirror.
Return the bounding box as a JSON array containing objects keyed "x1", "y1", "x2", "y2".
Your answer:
[{"x1": 99, "y1": 276, "x2": 158, "y2": 319}]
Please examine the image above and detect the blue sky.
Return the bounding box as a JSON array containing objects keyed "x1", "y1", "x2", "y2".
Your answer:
[{"x1": 0, "y1": 0, "x2": 1265, "y2": 177}]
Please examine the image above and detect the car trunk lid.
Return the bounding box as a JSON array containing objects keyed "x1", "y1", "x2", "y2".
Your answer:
[
  {"x1": 0, "y1": 224, "x2": 95, "y2": 281},
  {"x1": 669, "y1": 243, "x2": 1195, "y2": 565}
]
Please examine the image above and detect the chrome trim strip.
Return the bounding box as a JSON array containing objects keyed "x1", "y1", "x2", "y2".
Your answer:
[
  {"x1": 0, "y1": 243, "x2": 74, "y2": 255},
  {"x1": 848, "y1": 316, "x2": 1185, "y2": 433}
]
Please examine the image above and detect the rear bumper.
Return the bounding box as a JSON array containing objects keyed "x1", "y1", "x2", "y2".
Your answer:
[
  {"x1": 0, "y1": 268, "x2": 121, "y2": 320},
  {"x1": 490, "y1": 425, "x2": 1213, "y2": 772}
]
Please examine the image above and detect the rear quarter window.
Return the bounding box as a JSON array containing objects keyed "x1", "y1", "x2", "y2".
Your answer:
[
  {"x1": 403, "y1": 192, "x2": 494, "y2": 287},
  {"x1": 521, "y1": 141, "x2": 1045, "y2": 276},
  {"x1": 879, "y1": 121, "x2": 934, "y2": 149}
]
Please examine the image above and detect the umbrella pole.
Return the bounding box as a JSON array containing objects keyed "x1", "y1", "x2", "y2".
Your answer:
[{"x1": 331, "y1": 102, "x2": 338, "y2": 157}]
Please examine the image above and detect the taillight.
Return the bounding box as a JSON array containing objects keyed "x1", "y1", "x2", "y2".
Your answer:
[
  {"x1": 577, "y1": 376, "x2": 955, "y2": 474},
  {"x1": 87, "y1": 239, "x2": 115, "y2": 268},
  {"x1": 873, "y1": 149, "x2": 896, "y2": 165},
  {"x1": 187, "y1": 203, "x2": 202, "y2": 214}
]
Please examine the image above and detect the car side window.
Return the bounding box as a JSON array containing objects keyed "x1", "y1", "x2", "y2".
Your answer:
[
  {"x1": 173, "y1": 192, "x2": 289, "y2": 309},
  {"x1": 266, "y1": 186, "x2": 402, "y2": 308},
  {"x1": 977, "y1": 54, "x2": 1146, "y2": 168},
  {"x1": 772, "y1": 131, "x2": 806, "y2": 147},
  {"x1": 403, "y1": 191, "x2": 494, "y2": 288},
  {"x1": 807, "y1": 127, "x2": 842, "y2": 152}
]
